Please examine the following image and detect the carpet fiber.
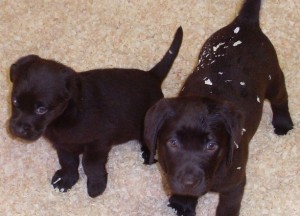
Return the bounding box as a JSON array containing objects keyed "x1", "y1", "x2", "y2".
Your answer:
[{"x1": 0, "y1": 0, "x2": 299, "y2": 215}]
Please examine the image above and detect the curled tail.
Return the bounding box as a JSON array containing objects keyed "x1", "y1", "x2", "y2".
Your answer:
[
  {"x1": 237, "y1": 0, "x2": 261, "y2": 24},
  {"x1": 149, "y1": 26, "x2": 183, "y2": 83}
]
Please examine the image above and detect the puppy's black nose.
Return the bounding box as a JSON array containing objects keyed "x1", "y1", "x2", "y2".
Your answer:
[
  {"x1": 14, "y1": 123, "x2": 32, "y2": 137},
  {"x1": 181, "y1": 174, "x2": 200, "y2": 188}
]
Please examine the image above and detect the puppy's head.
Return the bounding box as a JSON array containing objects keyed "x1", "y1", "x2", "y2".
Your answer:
[
  {"x1": 144, "y1": 96, "x2": 244, "y2": 196},
  {"x1": 9, "y1": 55, "x2": 76, "y2": 141}
]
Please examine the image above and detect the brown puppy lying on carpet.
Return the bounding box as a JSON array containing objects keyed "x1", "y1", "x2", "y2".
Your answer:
[
  {"x1": 144, "y1": 1, "x2": 293, "y2": 216},
  {"x1": 9, "y1": 27, "x2": 183, "y2": 198}
]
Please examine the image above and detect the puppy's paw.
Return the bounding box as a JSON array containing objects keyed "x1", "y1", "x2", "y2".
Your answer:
[
  {"x1": 141, "y1": 146, "x2": 157, "y2": 165},
  {"x1": 168, "y1": 195, "x2": 197, "y2": 216},
  {"x1": 51, "y1": 169, "x2": 79, "y2": 192},
  {"x1": 272, "y1": 117, "x2": 293, "y2": 136},
  {"x1": 87, "y1": 176, "x2": 107, "y2": 198}
]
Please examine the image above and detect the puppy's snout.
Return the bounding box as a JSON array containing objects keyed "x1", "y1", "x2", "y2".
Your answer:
[
  {"x1": 10, "y1": 120, "x2": 32, "y2": 137},
  {"x1": 181, "y1": 174, "x2": 201, "y2": 188}
]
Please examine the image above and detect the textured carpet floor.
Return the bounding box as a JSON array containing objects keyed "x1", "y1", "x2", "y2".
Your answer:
[{"x1": 0, "y1": 0, "x2": 299, "y2": 215}]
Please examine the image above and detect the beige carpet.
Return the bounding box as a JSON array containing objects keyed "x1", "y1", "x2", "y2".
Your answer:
[{"x1": 0, "y1": 0, "x2": 299, "y2": 215}]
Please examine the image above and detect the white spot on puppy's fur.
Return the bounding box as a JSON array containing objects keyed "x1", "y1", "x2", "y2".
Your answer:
[
  {"x1": 241, "y1": 128, "x2": 246, "y2": 135},
  {"x1": 213, "y1": 42, "x2": 225, "y2": 52},
  {"x1": 52, "y1": 178, "x2": 62, "y2": 184},
  {"x1": 233, "y1": 41, "x2": 242, "y2": 46},
  {"x1": 204, "y1": 78, "x2": 213, "y2": 86},
  {"x1": 234, "y1": 27, "x2": 240, "y2": 34},
  {"x1": 257, "y1": 96, "x2": 261, "y2": 103}
]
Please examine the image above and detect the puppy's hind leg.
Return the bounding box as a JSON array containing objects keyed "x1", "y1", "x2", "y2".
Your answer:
[
  {"x1": 82, "y1": 141, "x2": 111, "y2": 198},
  {"x1": 51, "y1": 148, "x2": 80, "y2": 192},
  {"x1": 266, "y1": 69, "x2": 293, "y2": 135},
  {"x1": 168, "y1": 195, "x2": 198, "y2": 216}
]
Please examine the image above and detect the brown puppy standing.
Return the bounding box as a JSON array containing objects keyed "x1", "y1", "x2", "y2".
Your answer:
[
  {"x1": 9, "y1": 27, "x2": 183, "y2": 198},
  {"x1": 144, "y1": 1, "x2": 293, "y2": 216}
]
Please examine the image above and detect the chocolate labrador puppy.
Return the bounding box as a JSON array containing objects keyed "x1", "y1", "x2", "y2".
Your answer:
[
  {"x1": 9, "y1": 27, "x2": 183, "y2": 198},
  {"x1": 144, "y1": 1, "x2": 293, "y2": 216}
]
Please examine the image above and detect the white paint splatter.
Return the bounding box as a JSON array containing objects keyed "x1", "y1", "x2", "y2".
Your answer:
[
  {"x1": 234, "y1": 27, "x2": 240, "y2": 34},
  {"x1": 168, "y1": 50, "x2": 173, "y2": 54},
  {"x1": 213, "y1": 42, "x2": 225, "y2": 52},
  {"x1": 269, "y1": 75, "x2": 272, "y2": 80},
  {"x1": 233, "y1": 41, "x2": 242, "y2": 46},
  {"x1": 210, "y1": 60, "x2": 216, "y2": 64},
  {"x1": 234, "y1": 141, "x2": 239, "y2": 149},
  {"x1": 218, "y1": 72, "x2": 224, "y2": 75},
  {"x1": 237, "y1": 167, "x2": 242, "y2": 170},
  {"x1": 204, "y1": 78, "x2": 213, "y2": 85},
  {"x1": 53, "y1": 178, "x2": 61, "y2": 184},
  {"x1": 257, "y1": 96, "x2": 261, "y2": 103},
  {"x1": 225, "y1": 80, "x2": 232, "y2": 82},
  {"x1": 241, "y1": 128, "x2": 246, "y2": 135},
  {"x1": 240, "y1": 82, "x2": 246, "y2": 86},
  {"x1": 60, "y1": 188, "x2": 65, "y2": 192},
  {"x1": 181, "y1": 87, "x2": 185, "y2": 92}
]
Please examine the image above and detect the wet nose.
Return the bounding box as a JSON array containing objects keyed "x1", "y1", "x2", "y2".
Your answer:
[
  {"x1": 12, "y1": 122, "x2": 32, "y2": 137},
  {"x1": 181, "y1": 174, "x2": 200, "y2": 188}
]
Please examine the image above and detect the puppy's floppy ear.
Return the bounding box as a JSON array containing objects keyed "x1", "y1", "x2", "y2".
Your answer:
[
  {"x1": 61, "y1": 68, "x2": 77, "y2": 101},
  {"x1": 10, "y1": 55, "x2": 40, "y2": 82},
  {"x1": 144, "y1": 99, "x2": 174, "y2": 164},
  {"x1": 218, "y1": 101, "x2": 245, "y2": 167}
]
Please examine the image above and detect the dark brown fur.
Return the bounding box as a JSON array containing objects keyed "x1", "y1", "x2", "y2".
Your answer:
[
  {"x1": 144, "y1": 1, "x2": 293, "y2": 215},
  {"x1": 9, "y1": 27, "x2": 183, "y2": 198}
]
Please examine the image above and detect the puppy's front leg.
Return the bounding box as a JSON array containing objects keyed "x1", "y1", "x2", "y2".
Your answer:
[
  {"x1": 216, "y1": 178, "x2": 246, "y2": 216},
  {"x1": 51, "y1": 148, "x2": 80, "y2": 192},
  {"x1": 82, "y1": 142, "x2": 111, "y2": 198},
  {"x1": 168, "y1": 194, "x2": 198, "y2": 216}
]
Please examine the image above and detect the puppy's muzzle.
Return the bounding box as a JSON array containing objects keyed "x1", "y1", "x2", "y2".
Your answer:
[
  {"x1": 170, "y1": 169, "x2": 207, "y2": 196},
  {"x1": 9, "y1": 119, "x2": 41, "y2": 141}
]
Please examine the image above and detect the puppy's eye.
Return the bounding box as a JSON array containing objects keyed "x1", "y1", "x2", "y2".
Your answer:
[
  {"x1": 12, "y1": 98, "x2": 18, "y2": 107},
  {"x1": 35, "y1": 106, "x2": 48, "y2": 115},
  {"x1": 206, "y1": 142, "x2": 218, "y2": 151},
  {"x1": 166, "y1": 139, "x2": 179, "y2": 149}
]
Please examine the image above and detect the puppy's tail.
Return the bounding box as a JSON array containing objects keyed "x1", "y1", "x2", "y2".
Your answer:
[
  {"x1": 236, "y1": 0, "x2": 261, "y2": 24},
  {"x1": 149, "y1": 27, "x2": 183, "y2": 83}
]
